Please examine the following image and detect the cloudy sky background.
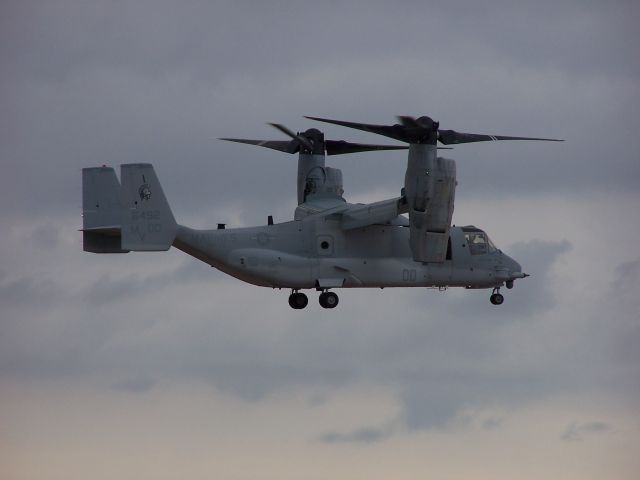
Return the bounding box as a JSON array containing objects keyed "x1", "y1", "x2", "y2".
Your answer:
[{"x1": 1, "y1": 1, "x2": 639, "y2": 479}]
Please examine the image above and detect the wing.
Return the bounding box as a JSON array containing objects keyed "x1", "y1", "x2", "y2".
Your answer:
[
  {"x1": 339, "y1": 197, "x2": 408, "y2": 230},
  {"x1": 294, "y1": 196, "x2": 409, "y2": 230}
]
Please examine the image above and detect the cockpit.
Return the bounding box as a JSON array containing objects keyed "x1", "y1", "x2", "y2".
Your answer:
[{"x1": 462, "y1": 226, "x2": 497, "y2": 255}]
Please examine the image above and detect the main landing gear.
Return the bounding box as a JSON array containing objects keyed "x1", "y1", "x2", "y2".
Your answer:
[
  {"x1": 288, "y1": 290, "x2": 339, "y2": 309},
  {"x1": 490, "y1": 287, "x2": 504, "y2": 305},
  {"x1": 319, "y1": 291, "x2": 339, "y2": 309},
  {"x1": 288, "y1": 291, "x2": 309, "y2": 309}
]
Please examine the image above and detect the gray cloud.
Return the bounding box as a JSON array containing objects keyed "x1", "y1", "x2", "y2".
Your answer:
[
  {"x1": 1, "y1": 4, "x2": 639, "y2": 472},
  {"x1": 78, "y1": 256, "x2": 222, "y2": 306},
  {"x1": 603, "y1": 259, "x2": 640, "y2": 395},
  {"x1": 0, "y1": 271, "x2": 65, "y2": 307},
  {"x1": 482, "y1": 417, "x2": 504, "y2": 431},
  {"x1": 111, "y1": 374, "x2": 157, "y2": 394},
  {"x1": 399, "y1": 370, "x2": 542, "y2": 432},
  {"x1": 1, "y1": 234, "x2": 572, "y2": 434},
  {"x1": 80, "y1": 272, "x2": 149, "y2": 306},
  {"x1": 612, "y1": 258, "x2": 640, "y2": 296},
  {"x1": 319, "y1": 424, "x2": 395, "y2": 445},
  {"x1": 561, "y1": 421, "x2": 612, "y2": 442},
  {"x1": 500, "y1": 239, "x2": 573, "y2": 312},
  {"x1": 0, "y1": 221, "x2": 604, "y2": 436}
]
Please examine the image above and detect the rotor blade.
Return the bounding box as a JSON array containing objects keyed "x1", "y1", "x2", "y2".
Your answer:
[
  {"x1": 306, "y1": 115, "x2": 441, "y2": 144},
  {"x1": 268, "y1": 122, "x2": 298, "y2": 140},
  {"x1": 221, "y1": 136, "x2": 451, "y2": 156},
  {"x1": 397, "y1": 115, "x2": 423, "y2": 129},
  {"x1": 325, "y1": 140, "x2": 409, "y2": 156},
  {"x1": 269, "y1": 123, "x2": 314, "y2": 151},
  {"x1": 306, "y1": 116, "x2": 409, "y2": 143},
  {"x1": 219, "y1": 138, "x2": 298, "y2": 154},
  {"x1": 438, "y1": 130, "x2": 564, "y2": 145}
]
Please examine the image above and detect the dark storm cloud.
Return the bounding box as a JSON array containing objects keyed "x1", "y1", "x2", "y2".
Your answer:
[{"x1": 2, "y1": 0, "x2": 639, "y2": 229}]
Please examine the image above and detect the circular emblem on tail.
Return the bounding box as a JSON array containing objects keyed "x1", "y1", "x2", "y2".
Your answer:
[{"x1": 138, "y1": 184, "x2": 152, "y2": 201}]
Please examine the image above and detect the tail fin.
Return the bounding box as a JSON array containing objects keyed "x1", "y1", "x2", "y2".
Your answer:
[
  {"x1": 82, "y1": 166, "x2": 128, "y2": 253},
  {"x1": 120, "y1": 163, "x2": 177, "y2": 251}
]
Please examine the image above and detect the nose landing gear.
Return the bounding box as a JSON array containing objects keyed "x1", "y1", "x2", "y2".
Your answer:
[{"x1": 490, "y1": 288, "x2": 504, "y2": 305}]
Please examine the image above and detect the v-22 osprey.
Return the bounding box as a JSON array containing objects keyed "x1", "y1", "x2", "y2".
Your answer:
[{"x1": 81, "y1": 115, "x2": 562, "y2": 309}]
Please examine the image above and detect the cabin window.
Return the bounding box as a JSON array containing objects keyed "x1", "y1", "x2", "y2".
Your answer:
[
  {"x1": 464, "y1": 231, "x2": 496, "y2": 255},
  {"x1": 316, "y1": 235, "x2": 334, "y2": 256}
]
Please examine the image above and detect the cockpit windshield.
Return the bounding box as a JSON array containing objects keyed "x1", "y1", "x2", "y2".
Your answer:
[{"x1": 462, "y1": 226, "x2": 497, "y2": 255}]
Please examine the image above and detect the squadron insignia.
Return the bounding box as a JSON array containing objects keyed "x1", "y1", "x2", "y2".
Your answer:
[{"x1": 138, "y1": 184, "x2": 152, "y2": 201}]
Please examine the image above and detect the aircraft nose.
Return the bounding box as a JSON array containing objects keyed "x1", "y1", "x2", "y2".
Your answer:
[
  {"x1": 508, "y1": 256, "x2": 529, "y2": 279},
  {"x1": 496, "y1": 255, "x2": 528, "y2": 282},
  {"x1": 511, "y1": 257, "x2": 522, "y2": 273},
  {"x1": 496, "y1": 255, "x2": 529, "y2": 289}
]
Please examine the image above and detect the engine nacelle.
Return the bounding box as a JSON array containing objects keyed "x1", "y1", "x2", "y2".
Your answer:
[
  {"x1": 405, "y1": 144, "x2": 456, "y2": 263},
  {"x1": 303, "y1": 166, "x2": 344, "y2": 201}
]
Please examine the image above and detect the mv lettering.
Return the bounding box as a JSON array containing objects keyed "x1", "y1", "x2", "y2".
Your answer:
[{"x1": 130, "y1": 210, "x2": 162, "y2": 241}]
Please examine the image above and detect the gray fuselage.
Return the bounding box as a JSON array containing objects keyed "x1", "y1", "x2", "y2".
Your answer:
[{"x1": 173, "y1": 217, "x2": 522, "y2": 291}]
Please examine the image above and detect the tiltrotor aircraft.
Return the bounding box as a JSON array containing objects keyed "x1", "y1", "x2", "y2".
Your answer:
[{"x1": 82, "y1": 115, "x2": 561, "y2": 309}]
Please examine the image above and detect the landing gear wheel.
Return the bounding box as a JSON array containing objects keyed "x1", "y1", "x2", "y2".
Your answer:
[
  {"x1": 288, "y1": 292, "x2": 308, "y2": 309},
  {"x1": 319, "y1": 291, "x2": 339, "y2": 309},
  {"x1": 490, "y1": 293, "x2": 504, "y2": 305}
]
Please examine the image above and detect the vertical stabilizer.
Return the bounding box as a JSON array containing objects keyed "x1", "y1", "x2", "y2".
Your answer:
[
  {"x1": 82, "y1": 166, "x2": 127, "y2": 253},
  {"x1": 120, "y1": 163, "x2": 177, "y2": 251},
  {"x1": 83, "y1": 166, "x2": 122, "y2": 229}
]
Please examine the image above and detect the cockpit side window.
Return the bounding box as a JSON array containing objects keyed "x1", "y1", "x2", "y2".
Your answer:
[{"x1": 464, "y1": 230, "x2": 497, "y2": 255}]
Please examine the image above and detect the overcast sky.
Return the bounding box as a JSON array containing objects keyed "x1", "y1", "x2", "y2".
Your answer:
[{"x1": 2, "y1": 1, "x2": 639, "y2": 479}]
